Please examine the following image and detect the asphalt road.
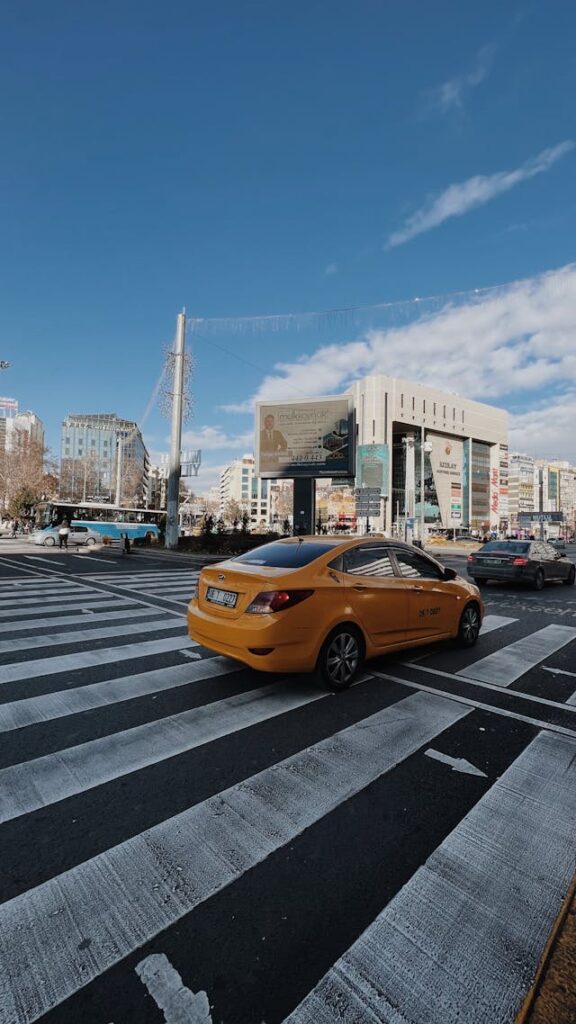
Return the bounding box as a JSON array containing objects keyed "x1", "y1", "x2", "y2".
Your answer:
[{"x1": 0, "y1": 541, "x2": 575, "y2": 1024}]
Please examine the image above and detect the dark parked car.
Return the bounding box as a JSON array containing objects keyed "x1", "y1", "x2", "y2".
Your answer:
[{"x1": 467, "y1": 540, "x2": 575, "y2": 590}]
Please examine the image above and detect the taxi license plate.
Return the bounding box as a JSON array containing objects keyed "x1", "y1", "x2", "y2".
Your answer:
[
  {"x1": 484, "y1": 558, "x2": 503, "y2": 564},
  {"x1": 206, "y1": 586, "x2": 237, "y2": 608}
]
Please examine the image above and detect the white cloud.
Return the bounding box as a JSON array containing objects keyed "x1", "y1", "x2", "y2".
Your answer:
[
  {"x1": 386, "y1": 141, "x2": 574, "y2": 248},
  {"x1": 324, "y1": 262, "x2": 338, "y2": 277},
  {"x1": 223, "y1": 264, "x2": 576, "y2": 461},
  {"x1": 179, "y1": 425, "x2": 253, "y2": 451},
  {"x1": 509, "y1": 392, "x2": 576, "y2": 462},
  {"x1": 427, "y1": 44, "x2": 496, "y2": 114}
]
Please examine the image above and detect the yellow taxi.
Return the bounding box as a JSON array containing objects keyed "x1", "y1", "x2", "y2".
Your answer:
[{"x1": 187, "y1": 536, "x2": 484, "y2": 691}]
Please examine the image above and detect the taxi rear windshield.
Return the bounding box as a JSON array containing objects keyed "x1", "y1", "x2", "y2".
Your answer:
[
  {"x1": 482, "y1": 541, "x2": 530, "y2": 554},
  {"x1": 232, "y1": 541, "x2": 341, "y2": 568}
]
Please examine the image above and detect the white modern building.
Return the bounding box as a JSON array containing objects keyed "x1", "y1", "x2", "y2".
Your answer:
[
  {"x1": 349, "y1": 374, "x2": 509, "y2": 536},
  {"x1": 220, "y1": 454, "x2": 272, "y2": 528},
  {"x1": 0, "y1": 399, "x2": 44, "y2": 455}
]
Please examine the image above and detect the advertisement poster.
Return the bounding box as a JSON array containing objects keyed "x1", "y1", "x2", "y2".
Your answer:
[
  {"x1": 428, "y1": 435, "x2": 464, "y2": 526},
  {"x1": 356, "y1": 444, "x2": 389, "y2": 495},
  {"x1": 255, "y1": 397, "x2": 354, "y2": 479}
]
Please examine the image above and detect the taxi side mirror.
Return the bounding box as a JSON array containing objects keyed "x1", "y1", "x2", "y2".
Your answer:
[{"x1": 443, "y1": 567, "x2": 457, "y2": 581}]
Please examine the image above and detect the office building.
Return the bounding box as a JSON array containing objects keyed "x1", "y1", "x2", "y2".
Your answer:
[
  {"x1": 60, "y1": 413, "x2": 149, "y2": 505},
  {"x1": 349, "y1": 374, "x2": 509, "y2": 535},
  {"x1": 220, "y1": 454, "x2": 271, "y2": 528}
]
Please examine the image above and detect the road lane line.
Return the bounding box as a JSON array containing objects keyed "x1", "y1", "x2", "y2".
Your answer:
[
  {"x1": 0, "y1": 598, "x2": 136, "y2": 620},
  {"x1": 457, "y1": 624, "x2": 576, "y2": 685},
  {"x1": 25, "y1": 557, "x2": 67, "y2": 566},
  {"x1": 135, "y1": 954, "x2": 212, "y2": 1024},
  {"x1": 0, "y1": 616, "x2": 185, "y2": 656},
  {"x1": 398, "y1": 662, "x2": 576, "y2": 715},
  {"x1": 371, "y1": 671, "x2": 576, "y2": 738},
  {"x1": 0, "y1": 691, "x2": 469, "y2": 1024},
  {"x1": 0, "y1": 607, "x2": 160, "y2": 636},
  {"x1": 0, "y1": 635, "x2": 195, "y2": 686},
  {"x1": 284, "y1": 729, "x2": 576, "y2": 1024},
  {"x1": 0, "y1": 657, "x2": 238, "y2": 733}
]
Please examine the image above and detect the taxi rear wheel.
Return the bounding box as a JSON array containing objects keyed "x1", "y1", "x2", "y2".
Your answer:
[
  {"x1": 457, "y1": 604, "x2": 481, "y2": 647},
  {"x1": 316, "y1": 625, "x2": 364, "y2": 692}
]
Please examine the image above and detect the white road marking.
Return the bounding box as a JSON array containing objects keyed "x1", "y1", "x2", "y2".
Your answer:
[
  {"x1": 372, "y1": 670, "x2": 576, "y2": 739},
  {"x1": 457, "y1": 624, "x2": 576, "y2": 685},
  {"x1": 0, "y1": 692, "x2": 469, "y2": 1024},
  {"x1": 135, "y1": 954, "x2": 212, "y2": 1024},
  {"x1": 0, "y1": 616, "x2": 183, "y2": 656},
  {"x1": 0, "y1": 657, "x2": 238, "y2": 733},
  {"x1": 25, "y1": 556, "x2": 68, "y2": 566},
  {"x1": 479, "y1": 614, "x2": 518, "y2": 634},
  {"x1": 0, "y1": 635, "x2": 195, "y2": 686},
  {"x1": 398, "y1": 662, "x2": 576, "y2": 716},
  {"x1": 0, "y1": 597, "x2": 135, "y2": 620},
  {"x1": 543, "y1": 665, "x2": 576, "y2": 679},
  {"x1": 424, "y1": 748, "x2": 487, "y2": 777},
  {"x1": 0, "y1": 607, "x2": 158, "y2": 635},
  {"x1": 0, "y1": 678, "x2": 332, "y2": 822},
  {"x1": 180, "y1": 649, "x2": 201, "y2": 659},
  {"x1": 284, "y1": 729, "x2": 576, "y2": 1024}
]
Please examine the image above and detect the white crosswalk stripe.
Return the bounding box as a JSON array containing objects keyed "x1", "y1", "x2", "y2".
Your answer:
[
  {"x1": 284, "y1": 730, "x2": 576, "y2": 1024},
  {"x1": 81, "y1": 569, "x2": 200, "y2": 604},
  {"x1": 0, "y1": 692, "x2": 470, "y2": 1023},
  {"x1": 0, "y1": 575, "x2": 574, "y2": 1024}
]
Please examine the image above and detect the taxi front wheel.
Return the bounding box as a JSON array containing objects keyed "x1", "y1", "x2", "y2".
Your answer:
[
  {"x1": 315, "y1": 625, "x2": 364, "y2": 692},
  {"x1": 457, "y1": 604, "x2": 481, "y2": 647}
]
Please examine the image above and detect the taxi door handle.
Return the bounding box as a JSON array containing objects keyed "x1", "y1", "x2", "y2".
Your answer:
[
  {"x1": 352, "y1": 584, "x2": 367, "y2": 591},
  {"x1": 408, "y1": 585, "x2": 424, "y2": 591}
]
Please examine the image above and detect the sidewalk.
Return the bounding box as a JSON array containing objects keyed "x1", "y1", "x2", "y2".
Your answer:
[{"x1": 521, "y1": 879, "x2": 576, "y2": 1024}]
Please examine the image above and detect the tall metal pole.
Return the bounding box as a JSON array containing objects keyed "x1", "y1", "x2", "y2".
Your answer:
[
  {"x1": 420, "y1": 425, "x2": 425, "y2": 543},
  {"x1": 165, "y1": 310, "x2": 186, "y2": 549},
  {"x1": 115, "y1": 437, "x2": 123, "y2": 506}
]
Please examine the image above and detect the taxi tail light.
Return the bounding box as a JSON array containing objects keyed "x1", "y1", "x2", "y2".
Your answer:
[
  {"x1": 512, "y1": 557, "x2": 529, "y2": 565},
  {"x1": 246, "y1": 590, "x2": 314, "y2": 614},
  {"x1": 467, "y1": 554, "x2": 476, "y2": 562}
]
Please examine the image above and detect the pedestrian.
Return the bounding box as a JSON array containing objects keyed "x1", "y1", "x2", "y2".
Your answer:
[
  {"x1": 123, "y1": 532, "x2": 131, "y2": 555},
  {"x1": 58, "y1": 518, "x2": 70, "y2": 549}
]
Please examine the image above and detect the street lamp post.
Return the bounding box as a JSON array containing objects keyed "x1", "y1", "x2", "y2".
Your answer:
[{"x1": 402, "y1": 434, "x2": 416, "y2": 543}]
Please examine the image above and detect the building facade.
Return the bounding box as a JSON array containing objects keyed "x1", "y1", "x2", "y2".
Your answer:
[
  {"x1": 349, "y1": 375, "x2": 509, "y2": 536},
  {"x1": 60, "y1": 413, "x2": 149, "y2": 506},
  {"x1": 220, "y1": 454, "x2": 271, "y2": 528}
]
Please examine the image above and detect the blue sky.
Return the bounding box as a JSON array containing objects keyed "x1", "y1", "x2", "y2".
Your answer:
[{"x1": 1, "y1": 0, "x2": 575, "y2": 492}]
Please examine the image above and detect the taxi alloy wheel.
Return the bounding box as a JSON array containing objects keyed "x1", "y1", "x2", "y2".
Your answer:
[
  {"x1": 317, "y1": 626, "x2": 363, "y2": 692},
  {"x1": 458, "y1": 604, "x2": 480, "y2": 648}
]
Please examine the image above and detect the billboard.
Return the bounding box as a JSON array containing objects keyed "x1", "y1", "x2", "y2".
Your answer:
[
  {"x1": 428, "y1": 434, "x2": 464, "y2": 526},
  {"x1": 356, "y1": 444, "x2": 389, "y2": 496},
  {"x1": 255, "y1": 396, "x2": 354, "y2": 479}
]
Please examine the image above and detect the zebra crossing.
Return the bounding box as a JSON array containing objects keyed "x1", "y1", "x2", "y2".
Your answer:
[
  {"x1": 83, "y1": 568, "x2": 199, "y2": 604},
  {"x1": 0, "y1": 572, "x2": 574, "y2": 1024}
]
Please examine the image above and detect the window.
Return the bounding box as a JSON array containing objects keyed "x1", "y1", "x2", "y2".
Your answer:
[
  {"x1": 453, "y1": 408, "x2": 456, "y2": 420},
  {"x1": 423, "y1": 400, "x2": 426, "y2": 414},
  {"x1": 443, "y1": 405, "x2": 446, "y2": 418},
  {"x1": 342, "y1": 546, "x2": 395, "y2": 577},
  {"x1": 433, "y1": 402, "x2": 436, "y2": 416},
  {"x1": 401, "y1": 394, "x2": 404, "y2": 409},
  {"x1": 462, "y1": 410, "x2": 465, "y2": 423},
  {"x1": 412, "y1": 397, "x2": 415, "y2": 411},
  {"x1": 234, "y1": 540, "x2": 341, "y2": 568},
  {"x1": 392, "y1": 549, "x2": 444, "y2": 580}
]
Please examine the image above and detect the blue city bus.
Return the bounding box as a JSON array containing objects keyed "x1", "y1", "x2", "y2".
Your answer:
[{"x1": 35, "y1": 501, "x2": 163, "y2": 544}]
